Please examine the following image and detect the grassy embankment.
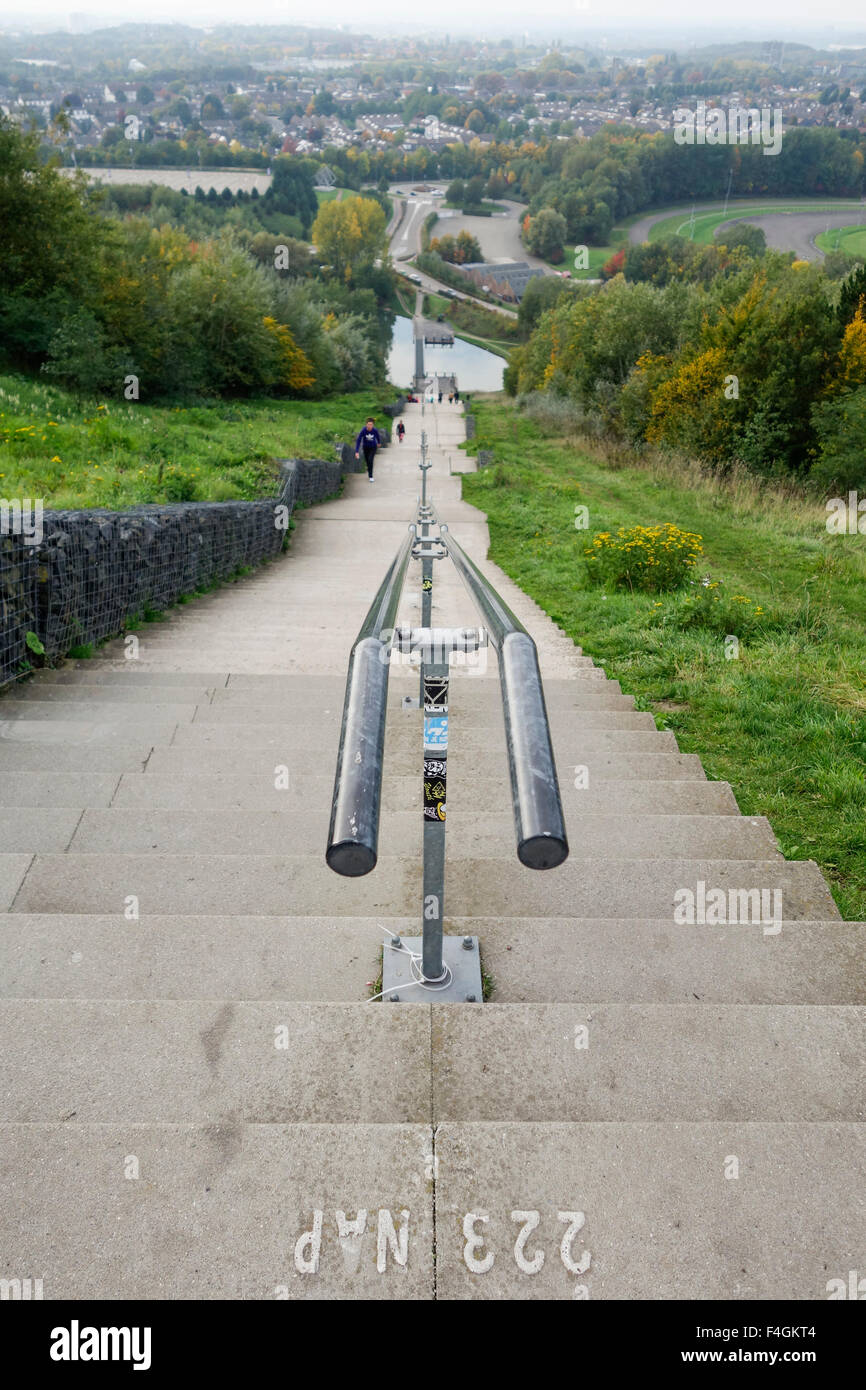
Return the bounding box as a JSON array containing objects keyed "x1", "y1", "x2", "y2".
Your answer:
[
  {"x1": 461, "y1": 395, "x2": 866, "y2": 920},
  {"x1": 816, "y1": 223, "x2": 866, "y2": 259},
  {"x1": 0, "y1": 374, "x2": 387, "y2": 509}
]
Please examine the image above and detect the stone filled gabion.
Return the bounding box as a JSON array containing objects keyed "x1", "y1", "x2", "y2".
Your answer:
[
  {"x1": 465, "y1": 415, "x2": 476, "y2": 440},
  {"x1": 0, "y1": 458, "x2": 342, "y2": 688}
]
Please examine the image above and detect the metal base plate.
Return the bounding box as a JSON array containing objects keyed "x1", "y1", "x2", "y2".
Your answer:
[{"x1": 382, "y1": 935, "x2": 483, "y2": 1003}]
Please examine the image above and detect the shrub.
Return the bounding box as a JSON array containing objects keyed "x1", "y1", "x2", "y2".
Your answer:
[
  {"x1": 584, "y1": 522, "x2": 703, "y2": 593},
  {"x1": 669, "y1": 577, "x2": 768, "y2": 635}
]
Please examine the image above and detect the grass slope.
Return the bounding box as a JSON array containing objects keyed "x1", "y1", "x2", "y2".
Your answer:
[
  {"x1": 461, "y1": 396, "x2": 866, "y2": 920},
  {"x1": 0, "y1": 375, "x2": 387, "y2": 509}
]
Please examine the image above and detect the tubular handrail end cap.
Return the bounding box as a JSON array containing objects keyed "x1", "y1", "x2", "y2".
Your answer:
[
  {"x1": 517, "y1": 834, "x2": 569, "y2": 871},
  {"x1": 326, "y1": 842, "x2": 378, "y2": 878}
]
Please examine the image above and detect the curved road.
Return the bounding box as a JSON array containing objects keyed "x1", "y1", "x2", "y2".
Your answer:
[{"x1": 628, "y1": 198, "x2": 866, "y2": 261}]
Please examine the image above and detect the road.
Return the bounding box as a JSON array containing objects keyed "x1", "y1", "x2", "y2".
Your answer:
[
  {"x1": 628, "y1": 198, "x2": 866, "y2": 261},
  {"x1": 388, "y1": 184, "x2": 525, "y2": 320}
]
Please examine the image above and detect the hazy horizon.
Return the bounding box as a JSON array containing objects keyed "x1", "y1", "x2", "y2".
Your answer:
[{"x1": 2, "y1": 7, "x2": 866, "y2": 48}]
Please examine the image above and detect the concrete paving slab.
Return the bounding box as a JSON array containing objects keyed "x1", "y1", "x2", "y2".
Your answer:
[
  {"x1": 168, "y1": 722, "x2": 678, "y2": 757},
  {"x1": 114, "y1": 772, "x2": 738, "y2": 816},
  {"x1": 0, "y1": 808, "x2": 82, "y2": 853},
  {"x1": 0, "y1": 701, "x2": 198, "y2": 722},
  {"x1": 32, "y1": 669, "x2": 231, "y2": 687},
  {"x1": 475, "y1": 918, "x2": 866, "y2": 1004},
  {"x1": 0, "y1": 1001, "x2": 431, "y2": 1123},
  {"x1": 0, "y1": 721, "x2": 179, "y2": 748},
  {"x1": 0, "y1": 915, "x2": 394, "y2": 1000},
  {"x1": 11, "y1": 852, "x2": 420, "y2": 916},
  {"x1": 433, "y1": 1122, "x2": 866, "y2": 1299},
  {"x1": 0, "y1": 856, "x2": 32, "y2": 911},
  {"x1": 67, "y1": 809, "x2": 781, "y2": 861},
  {"x1": 443, "y1": 857, "x2": 839, "y2": 921},
  {"x1": 9, "y1": 685, "x2": 217, "y2": 705},
  {"x1": 143, "y1": 747, "x2": 704, "y2": 781},
  {"x1": 431, "y1": 1004, "x2": 865, "y2": 1121},
  {"x1": 10, "y1": 854, "x2": 835, "y2": 919},
  {"x1": 0, "y1": 1122, "x2": 434, "y2": 1298},
  {"x1": 0, "y1": 773, "x2": 120, "y2": 809},
  {"x1": 0, "y1": 747, "x2": 152, "y2": 776}
]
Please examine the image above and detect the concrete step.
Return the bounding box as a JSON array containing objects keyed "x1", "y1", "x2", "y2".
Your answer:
[
  {"x1": 12, "y1": 677, "x2": 636, "y2": 714},
  {"x1": 0, "y1": 1122, "x2": 434, "y2": 1298},
  {"x1": 433, "y1": 1122, "x2": 865, "y2": 1299},
  {"x1": 65, "y1": 810, "x2": 781, "y2": 862},
  {"x1": 0, "y1": 723, "x2": 179, "y2": 752},
  {"x1": 0, "y1": 700, "x2": 197, "y2": 722},
  {"x1": 7, "y1": 855, "x2": 836, "y2": 918},
  {"x1": 0, "y1": 773, "x2": 121, "y2": 809},
  {"x1": 144, "y1": 749, "x2": 706, "y2": 781},
  {"x1": 1, "y1": 696, "x2": 655, "y2": 734},
  {"x1": 431, "y1": 1004, "x2": 864, "y2": 1122},
  {"x1": 444, "y1": 857, "x2": 838, "y2": 921},
  {"x1": 191, "y1": 704, "x2": 656, "y2": 732},
  {"x1": 1, "y1": 916, "x2": 859, "y2": 1005},
  {"x1": 30, "y1": 669, "x2": 231, "y2": 687},
  {"x1": 0, "y1": 746, "x2": 152, "y2": 776},
  {"x1": 478, "y1": 917, "x2": 866, "y2": 1003},
  {"x1": 0, "y1": 1002, "x2": 429, "y2": 1124},
  {"x1": 0, "y1": 808, "x2": 83, "y2": 853},
  {"x1": 168, "y1": 724, "x2": 679, "y2": 756},
  {"x1": 110, "y1": 772, "x2": 738, "y2": 815},
  {"x1": 0, "y1": 856, "x2": 31, "y2": 912},
  {"x1": 6, "y1": 685, "x2": 220, "y2": 705}
]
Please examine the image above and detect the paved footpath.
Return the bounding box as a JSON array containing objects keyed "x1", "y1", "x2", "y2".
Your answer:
[{"x1": 0, "y1": 402, "x2": 863, "y2": 1299}]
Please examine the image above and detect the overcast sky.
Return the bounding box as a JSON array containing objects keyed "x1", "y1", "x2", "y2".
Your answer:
[{"x1": 2, "y1": 2, "x2": 866, "y2": 42}]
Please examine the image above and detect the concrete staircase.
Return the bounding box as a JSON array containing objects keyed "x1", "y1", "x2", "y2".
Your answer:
[{"x1": 0, "y1": 402, "x2": 862, "y2": 1300}]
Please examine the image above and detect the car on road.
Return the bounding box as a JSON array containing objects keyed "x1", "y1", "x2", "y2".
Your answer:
[{"x1": 407, "y1": 273, "x2": 422, "y2": 284}]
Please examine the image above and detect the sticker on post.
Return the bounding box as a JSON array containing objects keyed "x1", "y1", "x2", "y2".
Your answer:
[
  {"x1": 423, "y1": 715, "x2": 448, "y2": 751},
  {"x1": 424, "y1": 756, "x2": 447, "y2": 822}
]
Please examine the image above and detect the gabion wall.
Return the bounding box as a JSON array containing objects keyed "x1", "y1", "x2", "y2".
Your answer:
[
  {"x1": 0, "y1": 457, "x2": 342, "y2": 689},
  {"x1": 465, "y1": 415, "x2": 476, "y2": 440}
]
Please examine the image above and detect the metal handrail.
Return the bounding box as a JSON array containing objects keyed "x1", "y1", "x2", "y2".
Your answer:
[
  {"x1": 325, "y1": 527, "x2": 415, "y2": 876},
  {"x1": 441, "y1": 526, "x2": 569, "y2": 870},
  {"x1": 327, "y1": 517, "x2": 569, "y2": 877}
]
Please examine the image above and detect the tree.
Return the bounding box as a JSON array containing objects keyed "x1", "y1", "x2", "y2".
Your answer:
[
  {"x1": 311, "y1": 195, "x2": 387, "y2": 281},
  {"x1": 718, "y1": 223, "x2": 766, "y2": 257},
  {"x1": 201, "y1": 94, "x2": 225, "y2": 122},
  {"x1": 525, "y1": 207, "x2": 568, "y2": 262},
  {"x1": 0, "y1": 116, "x2": 106, "y2": 363}
]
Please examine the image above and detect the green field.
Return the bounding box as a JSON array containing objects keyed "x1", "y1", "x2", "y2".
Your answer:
[
  {"x1": 647, "y1": 199, "x2": 866, "y2": 245},
  {"x1": 461, "y1": 396, "x2": 866, "y2": 920},
  {"x1": 816, "y1": 223, "x2": 866, "y2": 259},
  {"x1": 0, "y1": 375, "x2": 387, "y2": 509},
  {"x1": 314, "y1": 186, "x2": 355, "y2": 204}
]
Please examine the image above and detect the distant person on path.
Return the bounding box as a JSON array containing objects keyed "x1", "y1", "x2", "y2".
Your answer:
[
  {"x1": 448, "y1": 391, "x2": 454, "y2": 404},
  {"x1": 438, "y1": 390, "x2": 443, "y2": 403},
  {"x1": 396, "y1": 420, "x2": 405, "y2": 442},
  {"x1": 355, "y1": 417, "x2": 381, "y2": 482},
  {"x1": 454, "y1": 387, "x2": 460, "y2": 404}
]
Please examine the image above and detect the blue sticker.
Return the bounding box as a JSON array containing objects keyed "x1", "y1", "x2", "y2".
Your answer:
[{"x1": 423, "y1": 716, "x2": 449, "y2": 751}]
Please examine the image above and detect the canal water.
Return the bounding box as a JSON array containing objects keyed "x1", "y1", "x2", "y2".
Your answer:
[{"x1": 386, "y1": 315, "x2": 505, "y2": 393}]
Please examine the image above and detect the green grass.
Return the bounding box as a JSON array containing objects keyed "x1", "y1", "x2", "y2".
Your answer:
[
  {"x1": 314, "y1": 186, "x2": 355, "y2": 204},
  {"x1": 0, "y1": 375, "x2": 388, "y2": 509},
  {"x1": 646, "y1": 198, "x2": 865, "y2": 246},
  {"x1": 816, "y1": 224, "x2": 866, "y2": 259},
  {"x1": 422, "y1": 292, "x2": 517, "y2": 358},
  {"x1": 547, "y1": 244, "x2": 615, "y2": 279},
  {"x1": 461, "y1": 396, "x2": 866, "y2": 920}
]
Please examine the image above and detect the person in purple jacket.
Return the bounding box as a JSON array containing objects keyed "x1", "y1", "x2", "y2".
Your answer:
[{"x1": 355, "y1": 418, "x2": 381, "y2": 482}]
